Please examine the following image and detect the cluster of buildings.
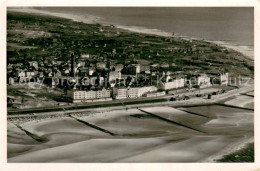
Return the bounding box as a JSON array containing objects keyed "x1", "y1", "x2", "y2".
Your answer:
[
  {"x1": 7, "y1": 51, "x2": 229, "y2": 103},
  {"x1": 68, "y1": 88, "x2": 112, "y2": 103},
  {"x1": 68, "y1": 72, "x2": 229, "y2": 103}
]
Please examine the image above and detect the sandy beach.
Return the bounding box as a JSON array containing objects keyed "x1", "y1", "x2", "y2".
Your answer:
[
  {"x1": 8, "y1": 98, "x2": 254, "y2": 162},
  {"x1": 224, "y1": 95, "x2": 254, "y2": 109}
]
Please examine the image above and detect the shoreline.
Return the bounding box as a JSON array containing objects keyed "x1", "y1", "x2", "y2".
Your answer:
[
  {"x1": 7, "y1": 96, "x2": 254, "y2": 162},
  {"x1": 8, "y1": 7, "x2": 254, "y2": 60},
  {"x1": 201, "y1": 136, "x2": 254, "y2": 162}
]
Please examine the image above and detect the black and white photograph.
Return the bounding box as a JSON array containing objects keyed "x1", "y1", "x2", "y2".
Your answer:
[{"x1": 1, "y1": 1, "x2": 260, "y2": 170}]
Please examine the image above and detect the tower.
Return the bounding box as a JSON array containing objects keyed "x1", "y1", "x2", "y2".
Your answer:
[
  {"x1": 171, "y1": 31, "x2": 174, "y2": 42},
  {"x1": 70, "y1": 53, "x2": 75, "y2": 78}
]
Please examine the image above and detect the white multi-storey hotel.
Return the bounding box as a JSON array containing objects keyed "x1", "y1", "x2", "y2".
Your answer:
[
  {"x1": 69, "y1": 88, "x2": 111, "y2": 103},
  {"x1": 112, "y1": 86, "x2": 158, "y2": 99},
  {"x1": 96, "y1": 88, "x2": 111, "y2": 98},
  {"x1": 112, "y1": 87, "x2": 128, "y2": 99},
  {"x1": 127, "y1": 87, "x2": 139, "y2": 98},
  {"x1": 85, "y1": 90, "x2": 97, "y2": 99}
]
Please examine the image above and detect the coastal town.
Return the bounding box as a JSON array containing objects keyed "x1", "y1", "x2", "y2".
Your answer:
[
  {"x1": 7, "y1": 11, "x2": 253, "y2": 109},
  {"x1": 6, "y1": 8, "x2": 254, "y2": 164},
  {"x1": 7, "y1": 49, "x2": 230, "y2": 105}
]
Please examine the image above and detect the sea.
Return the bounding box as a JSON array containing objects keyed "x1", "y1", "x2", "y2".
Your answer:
[
  {"x1": 9, "y1": 7, "x2": 254, "y2": 58},
  {"x1": 37, "y1": 8, "x2": 253, "y2": 46}
]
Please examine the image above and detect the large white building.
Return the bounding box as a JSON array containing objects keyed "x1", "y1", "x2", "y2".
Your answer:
[
  {"x1": 109, "y1": 71, "x2": 121, "y2": 82},
  {"x1": 69, "y1": 90, "x2": 86, "y2": 101},
  {"x1": 69, "y1": 89, "x2": 111, "y2": 102},
  {"x1": 137, "y1": 86, "x2": 158, "y2": 97},
  {"x1": 113, "y1": 87, "x2": 128, "y2": 99},
  {"x1": 96, "y1": 88, "x2": 111, "y2": 98},
  {"x1": 220, "y1": 73, "x2": 229, "y2": 85},
  {"x1": 127, "y1": 87, "x2": 139, "y2": 98},
  {"x1": 85, "y1": 90, "x2": 97, "y2": 99},
  {"x1": 159, "y1": 78, "x2": 185, "y2": 90},
  {"x1": 197, "y1": 74, "x2": 211, "y2": 88},
  {"x1": 113, "y1": 86, "x2": 158, "y2": 99}
]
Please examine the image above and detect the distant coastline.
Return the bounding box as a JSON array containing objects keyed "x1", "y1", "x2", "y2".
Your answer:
[{"x1": 8, "y1": 7, "x2": 254, "y2": 60}]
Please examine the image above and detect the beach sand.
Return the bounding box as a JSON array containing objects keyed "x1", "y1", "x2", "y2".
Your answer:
[
  {"x1": 118, "y1": 136, "x2": 240, "y2": 162},
  {"x1": 224, "y1": 95, "x2": 254, "y2": 109},
  {"x1": 7, "y1": 102, "x2": 254, "y2": 162},
  {"x1": 22, "y1": 117, "x2": 109, "y2": 137}
]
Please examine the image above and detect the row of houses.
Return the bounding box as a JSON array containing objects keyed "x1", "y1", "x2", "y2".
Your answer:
[
  {"x1": 158, "y1": 73, "x2": 229, "y2": 90},
  {"x1": 69, "y1": 85, "x2": 159, "y2": 103}
]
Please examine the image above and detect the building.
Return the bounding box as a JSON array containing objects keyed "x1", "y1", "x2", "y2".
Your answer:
[
  {"x1": 197, "y1": 74, "x2": 211, "y2": 88},
  {"x1": 53, "y1": 70, "x2": 62, "y2": 77},
  {"x1": 69, "y1": 89, "x2": 111, "y2": 103},
  {"x1": 77, "y1": 61, "x2": 85, "y2": 67},
  {"x1": 111, "y1": 64, "x2": 124, "y2": 71},
  {"x1": 81, "y1": 54, "x2": 90, "y2": 59},
  {"x1": 85, "y1": 90, "x2": 97, "y2": 100},
  {"x1": 122, "y1": 64, "x2": 140, "y2": 75},
  {"x1": 209, "y1": 72, "x2": 229, "y2": 85},
  {"x1": 220, "y1": 73, "x2": 229, "y2": 85},
  {"x1": 29, "y1": 61, "x2": 38, "y2": 70},
  {"x1": 145, "y1": 91, "x2": 165, "y2": 97},
  {"x1": 127, "y1": 87, "x2": 139, "y2": 98},
  {"x1": 145, "y1": 93, "x2": 157, "y2": 97},
  {"x1": 156, "y1": 91, "x2": 166, "y2": 96},
  {"x1": 70, "y1": 53, "x2": 75, "y2": 77},
  {"x1": 17, "y1": 70, "x2": 26, "y2": 77},
  {"x1": 140, "y1": 65, "x2": 150, "y2": 73},
  {"x1": 96, "y1": 88, "x2": 111, "y2": 99},
  {"x1": 113, "y1": 87, "x2": 128, "y2": 99},
  {"x1": 96, "y1": 62, "x2": 106, "y2": 70},
  {"x1": 113, "y1": 86, "x2": 157, "y2": 99},
  {"x1": 69, "y1": 90, "x2": 86, "y2": 101},
  {"x1": 8, "y1": 77, "x2": 14, "y2": 85},
  {"x1": 109, "y1": 71, "x2": 121, "y2": 82},
  {"x1": 26, "y1": 71, "x2": 36, "y2": 77},
  {"x1": 89, "y1": 67, "x2": 95, "y2": 76},
  {"x1": 159, "y1": 78, "x2": 185, "y2": 90},
  {"x1": 133, "y1": 64, "x2": 140, "y2": 74},
  {"x1": 138, "y1": 86, "x2": 158, "y2": 97},
  {"x1": 160, "y1": 63, "x2": 170, "y2": 68}
]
